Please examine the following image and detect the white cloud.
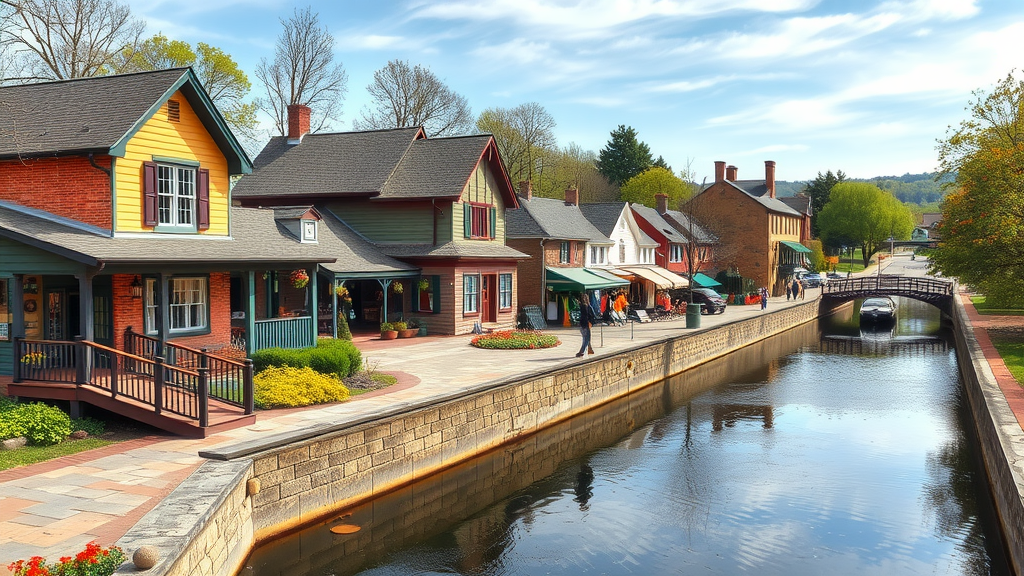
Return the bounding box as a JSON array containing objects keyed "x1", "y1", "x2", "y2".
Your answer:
[
  {"x1": 409, "y1": 0, "x2": 818, "y2": 32},
  {"x1": 878, "y1": 0, "x2": 980, "y2": 21},
  {"x1": 471, "y1": 38, "x2": 551, "y2": 65},
  {"x1": 336, "y1": 34, "x2": 408, "y2": 50}
]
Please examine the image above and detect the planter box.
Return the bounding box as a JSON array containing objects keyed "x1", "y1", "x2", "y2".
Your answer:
[
  {"x1": 380, "y1": 330, "x2": 398, "y2": 340},
  {"x1": 398, "y1": 329, "x2": 418, "y2": 338}
]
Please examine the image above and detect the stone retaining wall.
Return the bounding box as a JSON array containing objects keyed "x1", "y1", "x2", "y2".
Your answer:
[
  {"x1": 951, "y1": 296, "x2": 1024, "y2": 574},
  {"x1": 116, "y1": 299, "x2": 826, "y2": 576}
]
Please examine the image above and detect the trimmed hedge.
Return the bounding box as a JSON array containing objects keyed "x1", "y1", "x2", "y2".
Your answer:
[
  {"x1": 470, "y1": 330, "x2": 561, "y2": 350},
  {"x1": 253, "y1": 366, "x2": 351, "y2": 408},
  {"x1": 251, "y1": 339, "x2": 362, "y2": 378}
]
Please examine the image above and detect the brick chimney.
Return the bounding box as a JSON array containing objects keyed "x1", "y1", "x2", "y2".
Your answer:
[
  {"x1": 655, "y1": 193, "x2": 669, "y2": 214},
  {"x1": 765, "y1": 160, "x2": 776, "y2": 199},
  {"x1": 287, "y1": 104, "x2": 311, "y2": 144},
  {"x1": 714, "y1": 160, "x2": 726, "y2": 183},
  {"x1": 564, "y1": 187, "x2": 579, "y2": 206},
  {"x1": 519, "y1": 181, "x2": 533, "y2": 201},
  {"x1": 726, "y1": 165, "x2": 738, "y2": 181}
]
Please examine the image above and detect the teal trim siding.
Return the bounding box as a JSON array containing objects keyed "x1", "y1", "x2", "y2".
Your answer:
[
  {"x1": 0, "y1": 277, "x2": 9, "y2": 375},
  {"x1": 0, "y1": 237, "x2": 87, "y2": 275}
]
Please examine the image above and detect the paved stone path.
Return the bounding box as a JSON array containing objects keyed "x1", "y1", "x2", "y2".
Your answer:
[{"x1": 0, "y1": 277, "x2": 1018, "y2": 573}]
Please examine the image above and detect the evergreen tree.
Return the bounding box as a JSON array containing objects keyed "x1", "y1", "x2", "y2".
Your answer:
[{"x1": 597, "y1": 125, "x2": 653, "y2": 186}]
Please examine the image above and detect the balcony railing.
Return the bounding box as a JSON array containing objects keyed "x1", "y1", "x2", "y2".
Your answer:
[{"x1": 252, "y1": 316, "x2": 314, "y2": 351}]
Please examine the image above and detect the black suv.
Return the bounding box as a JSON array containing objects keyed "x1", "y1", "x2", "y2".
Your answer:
[{"x1": 679, "y1": 288, "x2": 727, "y2": 314}]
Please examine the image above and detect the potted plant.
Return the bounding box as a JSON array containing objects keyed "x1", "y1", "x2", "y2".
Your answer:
[
  {"x1": 418, "y1": 278, "x2": 430, "y2": 291},
  {"x1": 392, "y1": 281, "x2": 404, "y2": 294},
  {"x1": 408, "y1": 318, "x2": 427, "y2": 337},
  {"x1": 380, "y1": 322, "x2": 398, "y2": 340},
  {"x1": 395, "y1": 321, "x2": 417, "y2": 338}
]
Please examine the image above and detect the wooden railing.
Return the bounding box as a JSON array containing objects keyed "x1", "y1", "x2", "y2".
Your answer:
[
  {"x1": 123, "y1": 328, "x2": 253, "y2": 413},
  {"x1": 823, "y1": 275, "x2": 954, "y2": 298},
  {"x1": 252, "y1": 316, "x2": 314, "y2": 351},
  {"x1": 13, "y1": 337, "x2": 213, "y2": 425}
]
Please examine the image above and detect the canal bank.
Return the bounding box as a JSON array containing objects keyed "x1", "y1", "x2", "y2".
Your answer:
[
  {"x1": 952, "y1": 293, "x2": 1024, "y2": 574},
  {"x1": 111, "y1": 298, "x2": 827, "y2": 576}
]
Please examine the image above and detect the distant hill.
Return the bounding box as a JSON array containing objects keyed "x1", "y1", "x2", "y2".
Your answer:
[{"x1": 775, "y1": 172, "x2": 952, "y2": 205}]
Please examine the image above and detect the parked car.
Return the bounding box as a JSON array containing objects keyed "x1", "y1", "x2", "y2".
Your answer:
[
  {"x1": 679, "y1": 288, "x2": 727, "y2": 315},
  {"x1": 826, "y1": 271, "x2": 843, "y2": 281},
  {"x1": 859, "y1": 297, "x2": 897, "y2": 324},
  {"x1": 799, "y1": 272, "x2": 826, "y2": 288}
]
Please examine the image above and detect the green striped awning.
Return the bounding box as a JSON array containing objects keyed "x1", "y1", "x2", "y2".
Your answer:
[
  {"x1": 546, "y1": 267, "x2": 629, "y2": 291},
  {"x1": 780, "y1": 240, "x2": 812, "y2": 253}
]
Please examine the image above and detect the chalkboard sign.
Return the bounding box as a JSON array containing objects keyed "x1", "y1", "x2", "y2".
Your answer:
[{"x1": 519, "y1": 305, "x2": 547, "y2": 330}]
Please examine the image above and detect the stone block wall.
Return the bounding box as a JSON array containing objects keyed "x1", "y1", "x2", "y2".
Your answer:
[
  {"x1": 244, "y1": 299, "x2": 823, "y2": 540},
  {"x1": 951, "y1": 296, "x2": 1024, "y2": 574}
]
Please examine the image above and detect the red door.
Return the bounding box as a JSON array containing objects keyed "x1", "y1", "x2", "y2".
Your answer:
[{"x1": 481, "y1": 275, "x2": 496, "y2": 323}]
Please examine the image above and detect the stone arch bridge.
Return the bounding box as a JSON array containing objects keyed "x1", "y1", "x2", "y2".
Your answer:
[{"x1": 822, "y1": 275, "x2": 956, "y2": 317}]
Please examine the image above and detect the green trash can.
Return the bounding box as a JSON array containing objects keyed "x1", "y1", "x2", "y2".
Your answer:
[{"x1": 686, "y1": 303, "x2": 702, "y2": 328}]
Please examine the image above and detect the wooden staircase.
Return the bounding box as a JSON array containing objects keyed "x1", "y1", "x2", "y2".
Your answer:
[{"x1": 9, "y1": 336, "x2": 256, "y2": 438}]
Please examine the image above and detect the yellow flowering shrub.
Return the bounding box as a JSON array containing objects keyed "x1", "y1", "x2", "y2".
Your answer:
[{"x1": 253, "y1": 366, "x2": 350, "y2": 409}]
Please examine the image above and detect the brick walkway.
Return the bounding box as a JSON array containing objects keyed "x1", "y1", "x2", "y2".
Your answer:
[{"x1": 0, "y1": 287, "x2": 1021, "y2": 572}]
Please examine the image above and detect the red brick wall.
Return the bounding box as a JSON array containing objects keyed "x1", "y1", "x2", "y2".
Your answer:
[
  {"x1": 688, "y1": 184, "x2": 771, "y2": 291},
  {"x1": 111, "y1": 272, "x2": 232, "y2": 353},
  {"x1": 0, "y1": 155, "x2": 112, "y2": 229}
]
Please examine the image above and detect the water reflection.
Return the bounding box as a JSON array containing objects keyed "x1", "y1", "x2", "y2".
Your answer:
[{"x1": 244, "y1": 301, "x2": 1008, "y2": 576}]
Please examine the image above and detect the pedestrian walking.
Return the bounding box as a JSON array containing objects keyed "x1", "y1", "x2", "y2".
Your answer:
[
  {"x1": 760, "y1": 286, "x2": 769, "y2": 310},
  {"x1": 576, "y1": 294, "x2": 596, "y2": 357},
  {"x1": 798, "y1": 279, "x2": 805, "y2": 300},
  {"x1": 786, "y1": 281, "x2": 792, "y2": 301}
]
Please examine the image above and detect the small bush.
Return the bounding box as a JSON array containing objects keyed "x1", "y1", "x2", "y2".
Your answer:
[
  {"x1": 393, "y1": 321, "x2": 407, "y2": 331},
  {"x1": 253, "y1": 341, "x2": 361, "y2": 379},
  {"x1": 254, "y1": 366, "x2": 350, "y2": 408},
  {"x1": 71, "y1": 416, "x2": 106, "y2": 437},
  {"x1": 470, "y1": 330, "x2": 561, "y2": 350},
  {"x1": 0, "y1": 402, "x2": 72, "y2": 446},
  {"x1": 317, "y1": 339, "x2": 361, "y2": 375},
  {"x1": 251, "y1": 347, "x2": 299, "y2": 374}
]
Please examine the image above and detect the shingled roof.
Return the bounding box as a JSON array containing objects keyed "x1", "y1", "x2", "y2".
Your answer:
[
  {"x1": 579, "y1": 202, "x2": 659, "y2": 246},
  {"x1": 630, "y1": 203, "x2": 689, "y2": 244},
  {"x1": 0, "y1": 201, "x2": 415, "y2": 276},
  {"x1": 0, "y1": 68, "x2": 250, "y2": 174},
  {"x1": 234, "y1": 128, "x2": 518, "y2": 206},
  {"x1": 701, "y1": 180, "x2": 801, "y2": 216},
  {"x1": 662, "y1": 210, "x2": 718, "y2": 244},
  {"x1": 377, "y1": 241, "x2": 529, "y2": 259},
  {"x1": 506, "y1": 195, "x2": 612, "y2": 243}
]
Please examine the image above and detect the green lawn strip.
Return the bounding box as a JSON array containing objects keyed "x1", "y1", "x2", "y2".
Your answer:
[
  {"x1": 0, "y1": 438, "x2": 113, "y2": 471},
  {"x1": 989, "y1": 337, "x2": 1024, "y2": 386},
  {"x1": 347, "y1": 373, "x2": 398, "y2": 397},
  {"x1": 832, "y1": 249, "x2": 866, "y2": 274},
  {"x1": 970, "y1": 295, "x2": 1024, "y2": 316}
]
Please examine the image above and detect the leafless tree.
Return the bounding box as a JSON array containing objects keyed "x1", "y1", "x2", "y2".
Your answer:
[
  {"x1": 0, "y1": 2, "x2": 16, "y2": 83},
  {"x1": 476, "y1": 102, "x2": 556, "y2": 183},
  {"x1": 255, "y1": 6, "x2": 348, "y2": 135},
  {"x1": 0, "y1": 0, "x2": 144, "y2": 81},
  {"x1": 354, "y1": 59, "x2": 473, "y2": 137}
]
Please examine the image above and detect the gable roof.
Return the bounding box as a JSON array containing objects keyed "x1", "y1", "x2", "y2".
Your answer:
[
  {"x1": 0, "y1": 68, "x2": 251, "y2": 174},
  {"x1": 661, "y1": 210, "x2": 718, "y2": 244},
  {"x1": 700, "y1": 180, "x2": 801, "y2": 216},
  {"x1": 506, "y1": 195, "x2": 612, "y2": 243},
  {"x1": 780, "y1": 195, "x2": 812, "y2": 216},
  {"x1": 579, "y1": 202, "x2": 658, "y2": 246},
  {"x1": 238, "y1": 128, "x2": 423, "y2": 197},
  {"x1": 630, "y1": 203, "x2": 689, "y2": 244},
  {"x1": 234, "y1": 128, "x2": 519, "y2": 207}
]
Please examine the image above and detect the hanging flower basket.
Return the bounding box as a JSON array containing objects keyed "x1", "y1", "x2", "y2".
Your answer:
[
  {"x1": 335, "y1": 284, "x2": 349, "y2": 298},
  {"x1": 290, "y1": 269, "x2": 309, "y2": 289},
  {"x1": 391, "y1": 282, "x2": 404, "y2": 294},
  {"x1": 418, "y1": 278, "x2": 430, "y2": 291}
]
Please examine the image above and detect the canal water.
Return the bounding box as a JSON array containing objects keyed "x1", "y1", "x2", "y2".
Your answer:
[{"x1": 244, "y1": 299, "x2": 1010, "y2": 575}]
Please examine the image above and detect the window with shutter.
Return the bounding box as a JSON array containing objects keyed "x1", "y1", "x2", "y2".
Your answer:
[{"x1": 151, "y1": 161, "x2": 199, "y2": 232}]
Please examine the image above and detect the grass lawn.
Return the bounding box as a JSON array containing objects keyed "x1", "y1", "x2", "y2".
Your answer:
[
  {"x1": 970, "y1": 295, "x2": 1024, "y2": 316},
  {"x1": 0, "y1": 438, "x2": 113, "y2": 471},
  {"x1": 990, "y1": 335, "x2": 1024, "y2": 386},
  {"x1": 832, "y1": 249, "x2": 867, "y2": 274}
]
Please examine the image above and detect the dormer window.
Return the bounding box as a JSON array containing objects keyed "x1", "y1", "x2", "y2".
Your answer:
[{"x1": 301, "y1": 219, "x2": 317, "y2": 243}]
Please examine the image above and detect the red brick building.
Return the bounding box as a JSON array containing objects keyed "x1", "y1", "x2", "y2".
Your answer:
[{"x1": 684, "y1": 160, "x2": 808, "y2": 296}]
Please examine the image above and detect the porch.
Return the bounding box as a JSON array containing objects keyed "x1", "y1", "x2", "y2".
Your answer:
[{"x1": 8, "y1": 331, "x2": 255, "y2": 437}]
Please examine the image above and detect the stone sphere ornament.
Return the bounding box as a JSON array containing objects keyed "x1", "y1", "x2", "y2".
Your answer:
[{"x1": 133, "y1": 545, "x2": 160, "y2": 570}]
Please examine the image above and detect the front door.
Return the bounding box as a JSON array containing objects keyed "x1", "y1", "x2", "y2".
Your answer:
[
  {"x1": 45, "y1": 289, "x2": 66, "y2": 340},
  {"x1": 481, "y1": 274, "x2": 497, "y2": 323}
]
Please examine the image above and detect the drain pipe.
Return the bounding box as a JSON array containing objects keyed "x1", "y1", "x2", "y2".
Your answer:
[{"x1": 87, "y1": 153, "x2": 111, "y2": 176}]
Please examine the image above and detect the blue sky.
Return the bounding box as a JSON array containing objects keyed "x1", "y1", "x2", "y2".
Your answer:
[{"x1": 129, "y1": 0, "x2": 1024, "y2": 182}]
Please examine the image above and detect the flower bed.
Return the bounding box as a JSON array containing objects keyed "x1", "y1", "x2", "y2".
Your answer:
[{"x1": 470, "y1": 330, "x2": 560, "y2": 350}]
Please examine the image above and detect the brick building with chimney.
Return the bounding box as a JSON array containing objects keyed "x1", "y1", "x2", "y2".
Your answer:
[{"x1": 684, "y1": 160, "x2": 808, "y2": 296}]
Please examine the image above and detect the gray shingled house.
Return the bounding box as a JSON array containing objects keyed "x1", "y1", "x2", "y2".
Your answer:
[{"x1": 233, "y1": 105, "x2": 528, "y2": 335}]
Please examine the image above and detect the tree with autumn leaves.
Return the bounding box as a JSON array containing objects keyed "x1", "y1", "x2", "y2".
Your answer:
[{"x1": 932, "y1": 71, "x2": 1024, "y2": 305}]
